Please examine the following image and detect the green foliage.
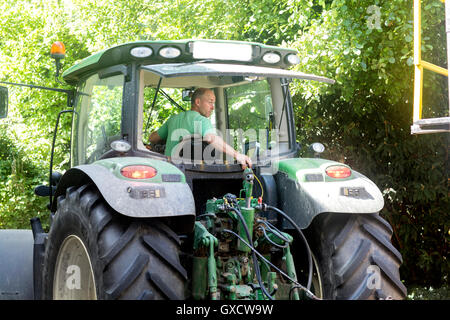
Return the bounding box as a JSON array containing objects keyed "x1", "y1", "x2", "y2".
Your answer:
[
  {"x1": 407, "y1": 285, "x2": 449, "y2": 300},
  {"x1": 227, "y1": 80, "x2": 272, "y2": 131},
  {"x1": 142, "y1": 87, "x2": 185, "y2": 142},
  {"x1": 0, "y1": 122, "x2": 48, "y2": 229},
  {"x1": 291, "y1": 0, "x2": 449, "y2": 286},
  {"x1": 0, "y1": 0, "x2": 447, "y2": 289}
]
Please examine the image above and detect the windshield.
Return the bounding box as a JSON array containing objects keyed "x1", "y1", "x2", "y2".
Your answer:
[
  {"x1": 138, "y1": 67, "x2": 291, "y2": 166},
  {"x1": 72, "y1": 74, "x2": 124, "y2": 165},
  {"x1": 226, "y1": 80, "x2": 274, "y2": 157}
]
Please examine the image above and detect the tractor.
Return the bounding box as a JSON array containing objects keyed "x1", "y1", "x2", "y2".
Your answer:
[{"x1": 0, "y1": 39, "x2": 407, "y2": 300}]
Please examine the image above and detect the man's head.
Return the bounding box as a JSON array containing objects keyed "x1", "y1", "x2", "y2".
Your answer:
[{"x1": 191, "y1": 88, "x2": 215, "y2": 118}]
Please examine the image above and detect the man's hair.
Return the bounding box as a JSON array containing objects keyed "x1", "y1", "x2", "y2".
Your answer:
[{"x1": 191, "y1": 88, "x2": 212, "y2": 106}]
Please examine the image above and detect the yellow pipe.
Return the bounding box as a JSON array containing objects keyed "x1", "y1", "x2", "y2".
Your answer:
[
  {"x1": 413, "y1": 65, "x2": 423, "y2": 122},
  {"x1": 414, "y1": 0, "x2": 421, "y2": 65},
  {"x1": 413, "y1": 0, "x2": 423, "y2": 121},
  {"x1": 413, "y1": 0, "x2": 448, "y2": 121},
  {"x1": 421, "y1": 60, "x2": 449, "y2": 76}
]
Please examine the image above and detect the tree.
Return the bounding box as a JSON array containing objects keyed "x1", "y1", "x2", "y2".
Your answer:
[{"x1": 290, "y1": 0, "x2": 449, "y2": 286}]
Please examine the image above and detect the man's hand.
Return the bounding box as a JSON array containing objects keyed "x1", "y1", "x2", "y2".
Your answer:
[
  {"x1": 149, "y1": 131, "x2": 163, "y2": 144},
  {"x1": 205, "y1": 133, "x2": 252, "y2": 169},
  {"x1": 235, "y1": 152, "x2": 252, "y2": 169}
]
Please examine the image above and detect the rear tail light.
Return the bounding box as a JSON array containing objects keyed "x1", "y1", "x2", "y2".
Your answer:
[
  {"x1": 325, "y1": 165, "x2": 351, "y2": 179},
  {"x1": 120, "y1": 165, "x2": 157, "y2": 179}
]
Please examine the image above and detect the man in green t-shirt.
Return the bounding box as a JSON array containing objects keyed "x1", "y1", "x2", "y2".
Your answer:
[{"x1": 149, "y1": 88, "x2": 252, "y2": 169}]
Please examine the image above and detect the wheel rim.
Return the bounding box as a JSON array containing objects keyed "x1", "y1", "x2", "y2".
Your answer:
[
  {"x1": 53, "y1": 235, "x2": 97, "y2": 300},
  {"x1": 310, "y1": 252, "x2": 323, "y2": 299}
]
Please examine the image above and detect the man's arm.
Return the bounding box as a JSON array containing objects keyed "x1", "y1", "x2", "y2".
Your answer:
[
  {"x1": 204, "y1": 133, "x2": 252, "y2": 169},
  {"x1": 149, "y1": 131, "x2": 163, "y2": 144}
]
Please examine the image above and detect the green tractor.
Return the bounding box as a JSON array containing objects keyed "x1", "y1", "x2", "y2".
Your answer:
[{"x1": 0, "y1": 39, "x2": 406, "y2": 300}]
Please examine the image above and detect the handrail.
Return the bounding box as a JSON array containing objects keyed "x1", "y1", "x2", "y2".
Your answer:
[{"x1": 412, "y1": 0, "x2": 450, "y2": 134}]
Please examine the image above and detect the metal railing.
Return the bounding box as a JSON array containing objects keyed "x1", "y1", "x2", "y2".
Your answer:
[{"x1": 412, "y1": 0, "x2": 450, "y2": 134}]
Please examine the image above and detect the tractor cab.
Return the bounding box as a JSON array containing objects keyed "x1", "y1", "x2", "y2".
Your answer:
[
  {"x1": 65, "y1": 40, "x2": 333, "y2": 206},
  {"x1": 66, "y1": 40, "x2": 333, "y2": 169}
]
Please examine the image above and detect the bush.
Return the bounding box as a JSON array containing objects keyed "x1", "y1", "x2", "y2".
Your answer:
[
  {"x1": 408, "y1": 286, "x2": 450, "y2": 300},
  {"x1": 0, "y1": 123, "x2": 49, "y2": 229}
]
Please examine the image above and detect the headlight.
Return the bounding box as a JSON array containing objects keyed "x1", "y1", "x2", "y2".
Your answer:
[
  {"x1": 310, "y1": 142, "x2": 325, "y2": 154},
  {"x1": 111, "y1": 140, "x2": 131, "y2": 153},
  {"x1": 130, "y1": 46, "x2": 153, "y2": 58},
  {"x1": 286, "y1": 53, "x2": 300, "y2": 65},
  {"x1": 159, "y1": 47, "x2": 181, "y2": 59},
  {"x1": 262, "y1": 52, "x2": 281, "y2": 64}
]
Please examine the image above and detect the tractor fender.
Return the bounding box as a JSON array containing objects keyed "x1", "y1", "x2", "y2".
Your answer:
[
  {"x1": 52, "y1": 157, "x2": 196, "y2": 232},
  {"x1": 274, "y1": 158, "x2": 384, "y2": 229},
  {"x1": 0, "y1": 230, "x2": 34, "y2": 300}
]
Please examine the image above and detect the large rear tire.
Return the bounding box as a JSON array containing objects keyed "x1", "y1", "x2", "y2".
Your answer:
[
  {"x1": 307, "y1": 212, "x2": 407, "y2": 300},
  {"x1": 42, "y1": 184, "x2": 187, "y2": 300}
]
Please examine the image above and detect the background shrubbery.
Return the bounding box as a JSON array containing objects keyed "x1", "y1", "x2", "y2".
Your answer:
[{"x1": 0, "y1": 0, "x2": 448, "y2": 291}]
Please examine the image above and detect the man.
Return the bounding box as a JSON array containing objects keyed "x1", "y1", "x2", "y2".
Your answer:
[{"x1": 149, "y1": 88, "x2": 252, "y2": 169}]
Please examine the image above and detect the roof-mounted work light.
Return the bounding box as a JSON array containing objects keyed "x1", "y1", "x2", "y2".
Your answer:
[{"x1": 192, "y1": 41, "x2": 253, "y2": 62}]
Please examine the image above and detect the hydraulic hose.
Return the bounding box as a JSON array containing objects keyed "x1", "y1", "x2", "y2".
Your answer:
[
  {"x1": 222, "y1": 229, "x2": 320, "y2": 300},
  {"x1": 264, "y1": 205, "x2": 313, "y2": 292},
  {"x1": 228, "y1": 206, "x2": 274, "y2": 300}
]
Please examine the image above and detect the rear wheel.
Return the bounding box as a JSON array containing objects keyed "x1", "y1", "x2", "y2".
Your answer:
[
  {"x1": 42, "y1": 184, "x2": 187, "y2": 300},
  {"x1": 307, "y1": 212, "x2": 407, "y2": 300}
]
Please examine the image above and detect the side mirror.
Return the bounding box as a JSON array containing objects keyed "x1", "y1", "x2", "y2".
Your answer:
[
  {"x1": 0, "y1": 86, "x2": 8, "y2": 118},
  {"x1": 33, "y1": 171, "x2": 62, "y2": 197},
  {"x1": 51, "y1": 171, "x2": 63, "y2": 186}
]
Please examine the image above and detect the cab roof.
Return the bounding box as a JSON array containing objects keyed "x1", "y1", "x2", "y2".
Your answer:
[{"x1": 62, "y1": 39, "x2": 298, "y2": 85}]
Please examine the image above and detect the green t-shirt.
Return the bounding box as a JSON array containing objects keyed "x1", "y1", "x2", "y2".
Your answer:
[{"x1": 157, "y1": 110, "x2": 216, "y2": 157}]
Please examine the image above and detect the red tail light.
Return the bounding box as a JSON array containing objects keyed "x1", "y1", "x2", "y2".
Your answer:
[
  {"x1": 325, "y1": 166, "x2": 351, "y2": 179},
  {"x1": 120, "y1": 165, "x2": 157, "y2": 179}
]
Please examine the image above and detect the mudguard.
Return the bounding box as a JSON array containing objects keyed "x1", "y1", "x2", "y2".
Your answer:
[
  {"x1": 0, "y1": 230, "x2": 34, "y2": 300},
  {"x1": 275, "y1": 158, "x2": 384, "y2": 229},
  {"x1": 52, "y1": 157, "x2": 196, "y2": 232}
]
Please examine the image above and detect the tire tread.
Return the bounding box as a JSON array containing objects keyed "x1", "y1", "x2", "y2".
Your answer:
[{"x1": 311, "y1": 213, "x2": 406, "y2": 300}]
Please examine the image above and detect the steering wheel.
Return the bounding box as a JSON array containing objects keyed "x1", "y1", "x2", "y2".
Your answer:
[
  {"x1": 146, "y1": 142, "x2": 166, "y2": 154},
  {"x1": 172, "y1": 134, "x2": 215, "y2": 163}
]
